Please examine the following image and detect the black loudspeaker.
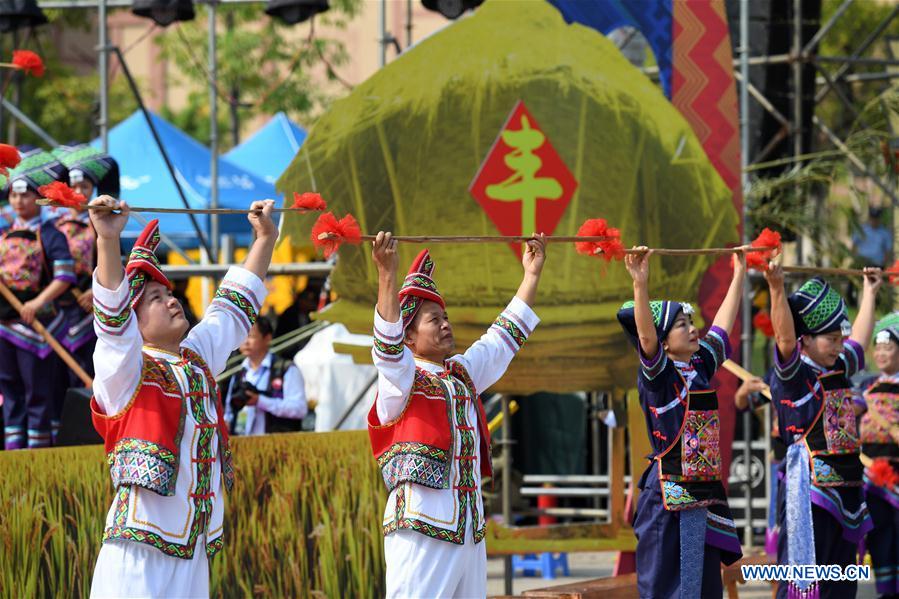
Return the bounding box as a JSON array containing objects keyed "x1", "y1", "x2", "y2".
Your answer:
[
  {"x1": 421, "y1": 0, "x2": 483, "y2": 20},
  {"x1": 56, "y1": 387, "x2": 103, "y2": 447},
  {"x1": 0, "y1": 0, "x2": 47, "y2": 33},
  {"x1": 265, "y1": 0, "x2": 328, "y2": 26},
  {"x1": 131, "y1": 0, "x2": 194, "y2": 27}
]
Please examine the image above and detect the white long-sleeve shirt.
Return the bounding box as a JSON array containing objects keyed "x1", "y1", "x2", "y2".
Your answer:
[
  {"x1": 225, "y1": 352, "x2": 308, "y2": 435},
  {"x1": 371, "y1": 296, "x2": 539, "y2": 542},
  {"x1": 91, "y1": 265, "x2": 266, "y2": 559}
]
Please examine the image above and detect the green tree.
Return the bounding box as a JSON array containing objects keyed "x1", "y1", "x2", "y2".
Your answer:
[
  {"x1": 156, "y1": 0, "x2": 362, "y2": 147},
  {"x1": 1, "y1": 10, "x2": 137, "y2": 148}
]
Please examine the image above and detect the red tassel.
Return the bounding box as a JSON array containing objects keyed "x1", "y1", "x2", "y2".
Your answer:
[
  {"x1": 746, "y1": 228, "x2": 782, "y2": 271},
  {"x1": 38, "y1": 182, "x2": 86, "y2": 208},
  {"x1": 868, "y1": 458, "x2": 899, "y2": 488},
  {"x1": 753, "y1": 311, "x2": 775, "y2": 338},
  {"x1": 311, "y1": 212, "x2": 362, "y2": 257},
  {"x1": 0, "y1": 143, "x2": 20, "y2": 177},
  {"x1": 12, "y1": 50, "x2": 44, "y2": 77},
  {"x1": 575, "y1": 218, "x2": 625, "y2": 262},
  {"x1": 887, "y1": 258, "x2": 899, "y2": 286},
  {"x1": 290, "y1": 191, "x2": 327, "y2": 211}
]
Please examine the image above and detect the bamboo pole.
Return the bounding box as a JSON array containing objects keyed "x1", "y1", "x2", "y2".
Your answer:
[
  {"x1": 36, "y1": 200, "x2": 318, "y2": 216},
  {"x1": 319, "y1": 233, "x2": 617, "y2": 244},
  {"x1": 0, "y1": 281, "x2": 93, "y2": 387},
  {"x1": 781, "y1": 265, "x2": 888, "y2": 277},
  {"x1": 721, "y1": 359, "x2": 772, "y2": 400}
]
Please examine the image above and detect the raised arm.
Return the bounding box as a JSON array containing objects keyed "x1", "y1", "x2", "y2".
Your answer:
[
  {"x1": 374, "y1": 231, "x2": 400, "y2": 322},
  {"x1": 370, "y1": 232, "x2": 415, "y2": 424},
  {"x1": 93, "y1": 196, "x2": 128, "y2": 290},
  {"x1": 763, "y1": 263, "x2": 797, "y2": 360},
  {"x1": 514, "y1": 234, "x2": 546, "y2": 308},
  {"x1": 88, "y1": 196, "x2": 143, "y2": 417},
  {"x1": 711, "y1": 249, "x2": 747, "y2": 333},
  {"x1": 851, "y1": 267, "x2": 882, "y2": 348},
  {"x1": 242, "y1": 199, "x2": 278, "y2": 280},
  {"x1": 624, "y1": 248, "x2": 658, "y2": 359}
]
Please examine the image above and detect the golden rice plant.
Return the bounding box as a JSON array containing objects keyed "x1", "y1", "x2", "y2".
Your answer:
[{"x1": 0, "y1": 431, "x2": 386, "y2": 598}]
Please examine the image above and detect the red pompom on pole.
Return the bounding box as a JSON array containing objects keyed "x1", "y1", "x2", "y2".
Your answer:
[
  {"x1": 745, "y1": 228, "x2": 782, "y2": 271},
  {"x1": 38, "y1": 182, "x2": 86, "y2": 209},
  {"x1": 753, "y1": 311, "x2": 775, "y2": 338},
  {"x1": 311, "y1": 212, "x2": 362, "y2": 257},
  {"x1": 575, "y1": 218, "x2": 625, "y2": 262},
  {"x1": 0, "y1": 143, "x2": 20, "y2": 177},
  {"x1": 290, "y1": 191, "x2": 327, "y2": 211},
  {"x1": 887, "y1": 259, "x2": 899, "y2": 286},
  {"x1": 11, "y1": 50, "x2": 44, "y2": 77},
  {"x1": 868, "y1": 458, "x2": 899, "y2": 489}
]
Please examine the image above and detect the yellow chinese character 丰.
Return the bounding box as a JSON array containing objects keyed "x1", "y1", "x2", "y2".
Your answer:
[{"x1": 486, "y1": 115, "x2": 563, "y2": 236}]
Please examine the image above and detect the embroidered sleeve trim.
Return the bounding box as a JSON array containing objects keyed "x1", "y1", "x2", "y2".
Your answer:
[
  {"x1": 373, "y1": 337, "x2": 405, "y2": 362},
  {"x1": 491, "y1": 313, "x2": 528, "y2": 351},
  {"x1": 841, "y1": 339, "x2": 865, "y2": 377},
  {"x1": 775, "y1": 344, "x2": 802, "y2": 381},
  {"x1": 93, "y1": 283, "x2": 133, "y2": 334},
  {"x1": 211, "y1": 283, "x2": 259, "y2": 332},
  {"x1": 107, "y1": 437, "x2": 178, "y2": 496},
  {"x1": 52, "y1": 259, "x2": 77, "y2": 283},
  {"x1": 377, "y1": 441, "x2": 451, "y2": 492}
]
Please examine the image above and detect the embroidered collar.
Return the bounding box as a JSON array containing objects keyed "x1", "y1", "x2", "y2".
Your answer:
[
  {"x1": 415, "y1": 357, "x2": 446, "y2": 375},
  {"x1": 143, "y1": 345, "x2": 184, "y2": 362},
  {"x1": 799, "y1": 352, "x2": 835, "y2": 375},
  {"x1": 673, "y1": 359, "x2": 698, "y2": 389}
]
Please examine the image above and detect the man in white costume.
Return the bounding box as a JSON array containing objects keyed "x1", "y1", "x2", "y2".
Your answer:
[
  {"x1": 87, "y1": 195, "x2": 276, "y2": 598},
  {"x1": 367, "y1": 231, "x2": 546, "y2": 597}
]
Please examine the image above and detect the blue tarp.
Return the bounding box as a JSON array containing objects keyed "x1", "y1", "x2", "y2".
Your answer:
[
  {"x1": 96, "y1": 110, "x2": 277, "y2": 246},
  {"x1": 224, "y1": 111, "x2": 307, "y2": 185},
  {"x1": 547, "y1": 0, "x2": 673, "y2": 98}
]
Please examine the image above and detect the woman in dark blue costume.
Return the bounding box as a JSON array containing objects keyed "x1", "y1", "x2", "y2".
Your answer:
[
  {"x1": 617, "y1": 246, "x2": 746, "y2": 599},
  {"x1": 856, "y1": 312, "x2": 899, "y2": 598},
  {"x1": 763, "y1": 264, "x2": 881, "y2": 599}
]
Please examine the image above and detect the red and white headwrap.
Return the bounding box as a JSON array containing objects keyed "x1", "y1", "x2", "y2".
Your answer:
[
  {"x1": 125, "y1": 219, "x2": 173, "y2": 308},
  {"x1": 398, "y1": 249, "x2": 445, "y2": 330}
]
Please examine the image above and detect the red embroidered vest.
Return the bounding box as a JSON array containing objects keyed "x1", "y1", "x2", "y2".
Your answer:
[
  {"x1": 91, "y1": 349, "x2": 233, "y2": 496},
  {"x1": 368, "y1": 360, "x2": 492, "y2": 492}
]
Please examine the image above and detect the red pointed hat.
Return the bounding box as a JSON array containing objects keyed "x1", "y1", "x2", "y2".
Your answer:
[
  {"x1": 125, "y1": 219, "x2": 173, "y2": 308},
  {"x1": 398, "y1": 249, "x2": 445, "y2": 330}
]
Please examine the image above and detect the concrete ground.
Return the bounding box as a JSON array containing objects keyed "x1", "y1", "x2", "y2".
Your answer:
[{"x1": 486, "y1": 552, "x2": 879, "y2": 598}]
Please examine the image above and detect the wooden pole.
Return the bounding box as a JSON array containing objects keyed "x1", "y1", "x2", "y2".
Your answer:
[
  {"x1": 37, "y1": 201, "x2": 320, "y2": 216},
  {"x1": 721, "y1": 359, "x2": 772, "y2": 400},
  {"x1": 0, "y1": 281, "x2": 93, "y2": 388}
]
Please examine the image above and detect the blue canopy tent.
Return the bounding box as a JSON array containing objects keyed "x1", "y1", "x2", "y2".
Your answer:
[
  {"x1": 223, "y1": 112, "x2": 307, "y2": 185},
  {"x1": 96, "y1": 110, "x2": 277, "y2": 247}
]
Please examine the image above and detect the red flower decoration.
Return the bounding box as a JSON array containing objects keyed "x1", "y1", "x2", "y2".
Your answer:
[
  {"x1": 38, "y1": 182, "x2": 86, "y2": 209},
  {"x1": 753, "y1": 311, "x2": 775, "y2": 338},
  {"x1": 868, "y1": 458, "x2": 899, "y2": 489},
  {"x1": 291, "y1": 191, "x2": 327, "y2": 211},
  {"x1": 0, "y1": 143, "x2": 20, "y2": 177},
  {"x1": 311, "y1": 212, "x2": 362, "y2": 257},
  {"x1": 887, "y1": 259, "x2": 899, "y2": 286},
  {"x1": 12, "y1": 50, "x2": 44, "y2": 77},
  {"x1": 746, "y1": 228, "x2": 782, "y2": 271},
  {"x1": 575, "y1": 218, "x2": 625, "y2": 262}
]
